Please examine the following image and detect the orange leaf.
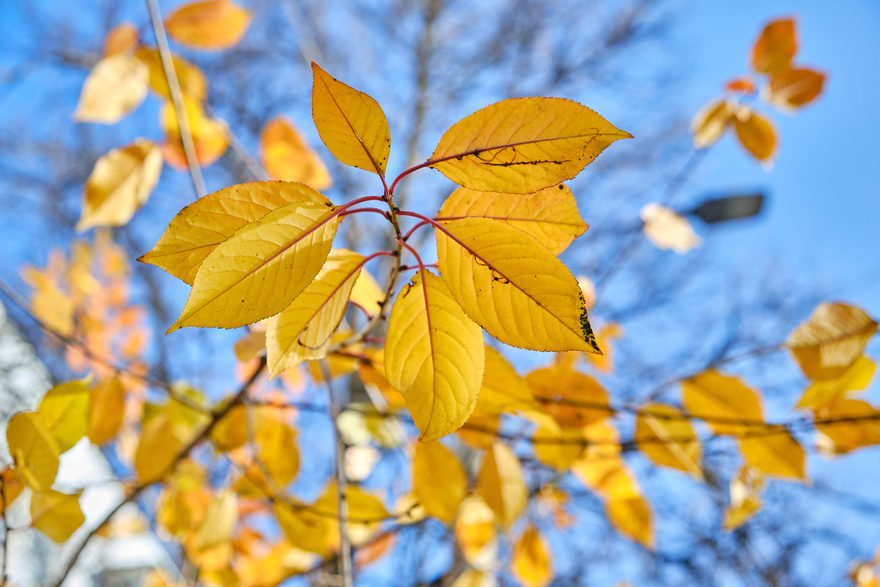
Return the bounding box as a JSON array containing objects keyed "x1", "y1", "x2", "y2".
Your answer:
[
  {"x1": 751, "y1": 17, "x2": 797, "y2": 74},
  {"x1": 260, "y1": 117, "x2": 332, "y2": 189},
  {"x1": 165, "y1": 0, "x2": 252, "y2": 50},
  {"x1": 765, "y1": 67, "x2": 826, "y2": 111},
  {"x1": 734, "y1": 107, "x2": 777, "y2": 162}
]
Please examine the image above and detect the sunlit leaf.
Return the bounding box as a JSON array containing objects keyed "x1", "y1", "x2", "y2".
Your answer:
[
  {"x1": 274, "y1": 501, "x2": 333, "y2": 556},
  {"x1": 454, "y1": 496, "x2": 497, "y2": 567},
  {"x1": 21, "y1": 266, "x2": 75, "y2": 337},
  {"x1": 787, "y1": 302, "x2": 878, "y2": 380},
  {"x1": 511, "y1": 525, "x2": 553, "y2": 587},
  {"x1": 725, "y1": 77, "x2": 756, "y2": 94},
  {"x1": 140, "y1": 181, "x2": 329, "y2": 284},
  {"x1": 437, "y1": 217, "x2": 599, "y2": 352},
  {"x1": 350, "y1": 267, "x2": 384, "y2": 317},
  {"x1": 751, "y1": 18, "x2": 797, "y2": 74},
  {"x1": 209, "y1": 404, "x2": 248, "y2": 451},
  {"x1": 311, "y1": 63, "x2": 390, "y2": 175},
  {"x1": 384, "y1": 271, "x2": 484, "y2": 441},
  {"x1": 267, "y1": 249, "x2": 365, "y2": 376},
  {"x1": 796, "y1": 356, "x2": 876, "y2": 409},
  {"x1": 691, "y1": 99, "x2": 734, "y2": 148},
  {"x1": 135, "y1": 411, "x2": 186, "y2": 483},
  {"x1": 165, "y1": 0, "x2": 252, "y2": 50},
  {"x1": 525, "y1": 366, "x2": 609, "y2": 429},
  {"x1": 77, "y1": 139, "x2": 163, "y2": 231},
  {"x1": 640, "y1": 203, "x2": 702, "y2": 253},
  {"x1": 738, "y1": 429, "x2": 806, "y2": 480},
  {"x1": 37, "y1": 379, "x2": 91, "y2": 453},
  {"x1": 6, "y1": 412, "x2": 59, "y2": 492},
  {"x1": 135, "y1": 47, "x2": 208, "y2": 101},
  {"x1": 255, "y1": 410, "x2": 300, "y2": 487},
  {"x1": 260, "y1": 116, "x2": 332, "y2": 189},
  {"x1": 437, "y1": 185, "x2": 588, "y2": 255},
  {"x1": 0, "y1": 468, "x2": 23, "y2": 513},
  {"x1": 814, "y1": 399, "x2": 880, "y2": 454},
  {"x1": 585, "y1": 322, "x2": 623, "y2": 373},
  {"x1": 354, "y1": 531, "x2": 397, "y2": 569},
  {"x1": 533, "y1": 423, "x2": 585, "y2": 471},
  {"x1": 412, "y1": 441, "x2": 467, "y2": 524},
  {"x1": 74, "y1": 54, "x2": 148, "y2": 124},
  {"x1": 474, "y1": 346, "x2": 535, "y2": 415},
  {"x1": 168, "y1": 200, "x2": 340, "y2": 331},
  {"x1": 478, "y1": 441, "x2": 527, "y2": 530},
  {"x1": 765, "y1": 68, "x2": 826, "y2": 111},
  {"x1": 30, "y1": 490, "x2": 85, "y2": 543},
  {"x1": 635, "y1": 404, "x2": 702, "y2": 478},
  {"x1": 88, "y1": 377, "x2": 126, "y2": 445},
  {"x1": 194, "y1": 489, "x2": 238, "y2": 550},
  {"x1": 161, "y1": 97, "x2": 229, "y2": 169},
  {"x1": 606, "y1": 495, "x2": 654, "y2": 549},
  {"x1": 681, "y1": 370, "x2": 764, "y2": 436},
  {"x1": 431, "y1": 97, "x2": 630, "y2": 194},
  {"x1": 103, "y1": 23, "x2": 139, "y2": 57},
  {"x1": 723, "y1": 467, "x2": 764, "y2": 530},
  {"x1": 734, "y1": 106, "x2": 777, "y2": 162}
]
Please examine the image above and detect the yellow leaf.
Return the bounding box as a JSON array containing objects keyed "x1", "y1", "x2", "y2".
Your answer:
[
  {"x1": 6, "y1": 412, "x2": 60, "y2": 492},
  {"x1": 194, "y1": 489, "x2": 238, "y2": 550},
  {"x1": 430, "y1": 97, "x2": 630, "y2": 194},
  {"x1": 573, "y1": 454, "x2": 639, "y2": 502},
  {"x1": 458, "y1": 411, "x2": 501, "y2": 451},
  {"x1": 77, "y1": 139, "x2": 163, "y2": 231},
  {"x1": 37, "y1": 379, "x2": 91, "y2": 453},
  {"x1": 161, "y1": 97, "x2": 229, "y2": 169},
  {"x1": 635, "y1": 404, "x2": 702, "y2": 478},
  {"x1": 738, "y1": 429, "x2": 806, "y2": 480},
  {"x1": 88, "y1": 377, "x2": 126, "y2": 445},
  {"x1": 787, "y1": 302, "x2": 878, "y2": 380},
  {"x1": 260, "y1": 116, "x2": 332, "y2": 189},
  {"x1": 311, "y1": 63, "x2": 390, "y2": 175},
  {"x1": 584, "y1": 322, "x2": 623, "y2": 373},
  {"x1": 814, "y1": 399, "x2": 880, "y2": 454},
  {"x1": 691, "y1": 99, "x2": 734, "y2": 148},
  {"x1": 681, "y1": 370, "x2": 764, "y2": 436},
  {"x1": 165, "y1": 0, "x2": 252, "y2": 50},
  {"x1": 751, "y1": 18, "x2": 797, "y2": 74},
  {"x1": 21, "y1": 266, "x2": 75, "y2": 337},
  {"x1": 74, "y1": 54, "x2": 148, "y2": 124},
  {"x1": 606, "y1": 495, "x2": 654, "y2": 549},
  {"x1": 274, "y1": 501, "x2": 333, "y2": 555},
  {"x1": 255, "y1": 410, "x2": 300, "y2": 487},
  {"x1": 437, "y1": 185, "x2": 588, "y2": 255},
  {"x1": 350, "y1": 268, "x2": 384, "y2": 317},
  {"x1": 640, "y1": 203, "x2": 702, "y2": 253},
  {"x1": 796, "y1": 355, "x2": 876, "y2": 409},
  {"x1": 384, "y1": 272, "x2": 484, "y2": 441},
  {"x1": 525, "y1": 366, "x2": 609, "y2": 429},
  {"x1": 267, "y1": 249, "x2": 365, "y2": 376},
  {"x1": 140, "y1": 181, "x2": 328, "y2": 284},
  {"x1": 1, "y1": 468, "x2": 24, "y2": 513},
  {"x1": 135, "y1": 411, "x2": 186, "y2": 483},
  {"x1": 233, "y1": 327, "x2": 266, "y2": 362},
  {"x1": 412, "y1": 441, "x2": 467, "y2": 524},
  {"x1": 30, "y1": 490, "x2": 85, "y2": 543},
  {"x1": 209, "y1": 404, "x2": 248, "y2": 451},
  {"x1": 475, "y1": 346, "x2": 535, "y2": 415},
  {"x1": 723, "y1": 467, "x2": 764, "y2": 530},
  {"x1": 135, "y1": 47, "x2": 208, "y2": 101},
  {"x1": 765, "y1": 67, "x2": 826, "y2": 111},
  {"x1": 103, "y1": 23, "x2": 139, "y2": 57},
  {"x1": 436, "y1": 217, "x2": 599, "y2": 352},
  {"x1": 454, "y1": 496, "x2": 497, "y2": 566},
  {"x1": 168, "y1": 200, "x2": 340, "y2": 331},
  {"x1": 312, "y1": 481, "x2": 389, "y2": 544},
  {"x1": 511, "y1": 525, "x2": 553, "y2": 587},
  {"x1": 734, "y1": 106, "x2": 777, "y2": 162},
  {"x1": 533, "y1": 423, "x2": 586, "y2": 471},
  {"x1": 451, "y1": 570, "x2": 494, "y2": 587},
  {"x1": 478, "y1": 441, "x2": 528, "y2": 530}
]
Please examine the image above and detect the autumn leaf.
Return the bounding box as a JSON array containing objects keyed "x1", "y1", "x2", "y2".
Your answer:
[
  {"x1": 161, "y1": 97, "x2": 229, "y2": 169},
  {"x1": 165, "y1": 0, "x2": 252, "y2": 50},
  {"x1": 21, "y1": 266, "x2": 75, "y2": 337},
  {"x1": 311, "y1": 63, "x2": 390, "y2": 176},
  {"x1": 436, "y1": 217, "x2": 600, "y2": 352},
  {"x1": 0, "y1": 468, "x2": 23, "y2": 513},
  {"x1": 103, "y1": 23, "x2": 139, "y2": 57},
  {"x1": 814, "y1": 399, "x2": 880, "y2": 454},
  {"x1": 384, "y1": 272, "x2": 484, "y2": 440},
  {"x1": 30, "y1": 490, "x2": 85, "y2": 543},
  {"x1": 437, "y1": 185, "x2": 588, "y2": 255},
  {"x1": 260, "y1": 116, "x2": 332, "y2": 189},
  {"x1": 787, "y1": 302, "x2": 878, "y2": 380},
  {"x1": 209, "y1": 404, "x2": 248, "y2": 451},
  {"x1": 511, "y1": 525, "x2": 554, "y2": 587},
  {"x1": 635, "y1": 404, "x2": 703, "y2": 478},
  {"x1": 796, "y1": 355, "x2": 876, "y2": 409},
  {"x1": 350, "y1": 267, "x2": 384, "y2": 317},
  {"x1": 168, "y1": 201, "x2": 340, "y2": 331},
  {"x1": 454, "y1": 496, "x2": 497, "y2": 566},
  {"x1": 473, "y1": 346, "x2": 535, "y2": 415},
  {"x1": 641, "y1": 203, "x2": 702, "y2": 253},
  {"x1": 607, "y1": 495, "x2": 654, "y2": 549},
  {"x1": 478, "y1": 441, "x2": 528, "y2": 530},
  {"x1": 266, "y1": 249, "x2": 365, "y2": 376},
  {"x1": 681, "y1": 370, "x2": 764, "y2": 436},
  {"x1": 194, "y1": 489, "x2": 238, "y2": 550},
  {"x1": 135, "y1": 47, "x2": 208, "y2": 101},
  {"x1": 525, "y1": 366, "x2": 609, "y2": 429},
  {"x1": 254, "y1": 410, "x2": 300, "y2": 487},
  {"x1": 6, "y1": 412, "x2": 60, "y2": 492},
  {"x1": 691, "y1": 99, "x2": 734, "y2": 148},
  {"x1": 140, "y1": 180, "x2": 329, "y2": 284},
  {"x1": 77, "y1": 139, "x2": 163, "y2": 232},
  {"x1": 430, "y1": 97, "x2": 631, "y2": 193},
  {"x1": 412, "y1": 441, "x2": 467, "y2": 524},
  {"x1": 723, "y1": 467, "x2": 764, "y2": 530},
  {"x1": 751, "y1": 18, "x2": 797, "y2": 74},
  {"x1": 734, "y1": 106, "x2": 778, "y2": 162},
  {"x1": 765, "y1": 68, "x2": 826, "y2": 111},
  {"x1": 37, "y1": 379, "x2": 91, "y2": 453},
  {"x1": 74, "y1": 54, "x2": 148, "y2": 124},
  {"x1": 533, "y1": 423, "x2": 586, "y2": 471},
  {"x1": 725, "y1": 76, "x2": 756, "y2": 94},
  {"x1": 738, "y1": 429, "x2": 807, "y2": 480}
]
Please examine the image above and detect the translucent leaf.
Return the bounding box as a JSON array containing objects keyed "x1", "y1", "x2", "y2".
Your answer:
[
  {"x1": 209, "y1": 405, "x2": 248, "y2": 452},
  {"x1": 37, "y1": 379, "x2": 91, "y2": 453},
  {"x1": 787, "y1": 302, "x2": 878, "y2": 380},
  {"x1": 30, "y1": 490, "x2": 85, "y2": 543},
  {"x1": 140, "y1": 181, "x2": 329, "y2": 284},
  {"x1": 311, "y1": 63, "x2": 390, "y2": 175},
  {"x1": 255, "y1": 411, "x2": 300, "y2": 487},
  {"x1": 135, "y1": 47, "x2": 208, "y2": 101},
  {"x1": 194, "y1": 489, "x2": 238, "y2": 550},
  {"x1": 77, "y1": 139, "x2": 163, "y2": 231},
  {"x1": 815, "y1": 399, "x2": 880, "y2": 454},
  {"x1": 165, "y1": 0, "x2": 252, "y2": 50},
  {"x1": 74, "y1": 54, "x2": 148, "y2": 124},
  {"x1": 21, "y1": 266, "x2": 74, "y2": 337},
  {"x1": 723, "y1": 467, "x2": 764, "y2": 530},
  {"x1": 266, "y1": 249, "x2": 364, "y2": 376},
  {"x1": 430, "y1": 97, "x2": 630, "y2": 194},
  {"x1": 640, "y1": 203, "x2": 701, "y2": 253},
  {"x1": 796, "y1": 356, "x2": 876, "y2": 409},
  {"x1": 533, "y1": 423, "x2": 585, "y2": 471},
  {"x1": 734, "y1": 106, "x2": 777, "y2": 162},
  {"x1": 738, "y1": 430, "x2": 806, "y2": 480},
  {"x1": 635, "y1": 404, "x2": 702, "y2": 478},
  {"x1": 350, "y1": 268, "x2": 384, "y2": 316},
  {"x1": 765, "y1": 68, "x2": 826, "y2": 111},
  {"x1": 103, "y1": 23, "x2": 139, "y2": 57},
  {"x1": 681, "y1": 370, "x2": 764, "y2": 436},
  {"x1": 135, "y1": 411, "x2": 185, "y2": 483},
  {"x1": 454, "y1": 496, "x2": 497, "y2": 566},
  {"x1": 437, "y1": 185, "x2": 588, "y2": 254},
  {"x1": 606, "y1": 495, "x2": 654, "y2": 548},
  {"x1": 161, "y1": 97, "x2": 228, "y2": 169},
  {"x1": 273, "y1": 501, "x2": 333, "y2": 555},
  {"x1": 168, "y1": 201, "x2": 340, "y2": 331},
  {"x1": 88, "y1": 377, "x2": 126, "y2": 445},
  {"x1": 436, "y1": 217, "x2": 599, "y2": 352},
  {"x1": 384, "y1": 272, "x2": 484, "y2": 441},
  {"x1": 474, "y1": 346, "x2": 535, "y2": 415},
  {"x1": 725, "y1": 76, "x2": 756, "y2": 94},
  {"x1": 691, "y1": 99, "x2": 734, "y2": 148},
  {"x1": 751, "y1": 18, "x2": 797, "y2": 74},
  {"x1": 6, "y1": 412, "x2": 59, "y2": 492},
  {"x1": 260, "y1": 116, "x2": 332, "y2": 189},
  {"x1": 525, "y1": 366, "x2": 609, "y2": 429},
  {"x1": 511, "y1": 526, "x2": 553, "y2": 587},
  {"x1": 478, "y1": 441, "x2": 527, "y2": 530},
  {"x1": 412, "y1": 441, "x2": 467, "y2": 524}
]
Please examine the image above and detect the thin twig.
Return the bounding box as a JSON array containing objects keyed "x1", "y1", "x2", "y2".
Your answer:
[{"x1": 145, "y1": 0, "x2": 206, "y2": 200}]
